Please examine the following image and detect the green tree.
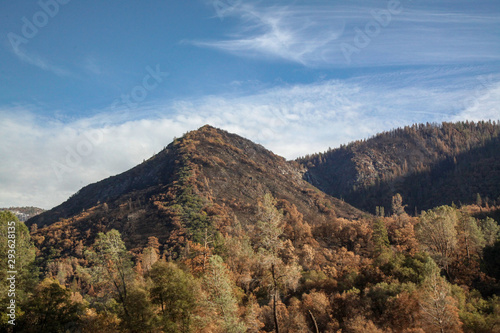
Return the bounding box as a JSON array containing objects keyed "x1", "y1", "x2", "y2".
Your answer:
[
  {"x1": 203, "y1": 255, "x2": 246, "y2": 333},
  {"x1": 372, "y1": 218, "x2": 390, "y2": 256},
  {"x1": 85, "y1": 230, "x2": 134, "y2": 324},
  {"x1": 478, "y1": 217, "x2": 500, "y2": 247},
  {"x1": 0, "y1": 211, "x2": 37, "y2": 329},
  {"x1": 461, "y1": 291, "x2": 500, "y2": 333},
  {"x1": 18, "y1": 278, "x2": 83, "y2": 333},
  {"x1": 476, "y1": 193, "x2": 483, "y2": 207},
  {"x1": 456, "y1": 213, "x2": 485, "y2": 261},
  {"x1": 416, "y1": 206, "x2": 459, "y2": 275},
  {"x1": 257, "y1": 193, "x2": 285, "y2": 255},
  {"x1": 255, "y1": 193, "x2": 301, "y2": 333},
  {"x1": 149, "y1": 261, "x2": 198, "y2": 333},
  {"x1": 122, "y1": 284, "x2": 157, "y2": 333}
]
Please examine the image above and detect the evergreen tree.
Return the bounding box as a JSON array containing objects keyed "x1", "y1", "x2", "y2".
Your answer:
[
  {"x1": 372, "y1": 218, "x2": 390, "y2": 256},
  {"x1": 255, "y1": 193, "x2": 301, "y2": 333},
  {"x1": 203, "y1": 255, "x2": 246, "y2": 333},
  {"x1": 391, "y1": 193, "x2": 406, "y2": 216},
  {"x1": 478, "y1": 217, "x2": 500, "y2": 247},
  {"x1": 85, "y1": 230, "x2": 135, "y2": 324}
]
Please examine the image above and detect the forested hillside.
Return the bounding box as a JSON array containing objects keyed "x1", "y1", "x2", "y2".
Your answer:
[
  {"x1": 1, "y1": 124, "x2": 499, "y2": 332},
  {"x1": 298, "y1": 121, "x2": 500, "y2": 215}
]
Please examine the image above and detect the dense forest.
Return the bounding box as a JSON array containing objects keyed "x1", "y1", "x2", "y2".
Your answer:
[{"x1": 1, "y1": 123, "x2": 500, "y2": 332}]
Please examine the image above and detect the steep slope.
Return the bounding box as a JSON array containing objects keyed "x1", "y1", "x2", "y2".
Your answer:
[
  {"x1": 28, "y1": 125, "x2": 366, "y2": 257},
  {"x1": 298, "y1": 121, "x2": 500, "y2": 214},
  {"x1": 28, "y1": 143, "x2": 179, "y2": 228}
]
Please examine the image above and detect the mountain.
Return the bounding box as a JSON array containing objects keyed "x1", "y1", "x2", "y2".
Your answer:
[
  {"x1": 27, "y1": 125, "x2": 365, "y2": 255},
  {"x1": 15, "y1": 123, "x2": 500, "y2": 332},
  {"x1": 0, "y1": 206, "x2": 45, "y2": 222},
  {"x1": 298, "y1": 121, "x2": 500, "y2": 215}
]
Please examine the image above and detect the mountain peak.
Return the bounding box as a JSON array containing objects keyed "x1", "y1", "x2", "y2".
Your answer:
[
  {"x1": 28, "y1": 125, "x2": 365, "y2": 252},
  {"x1": 182, "y1": 124, "x2": 225, "y2": 139},
  {"x1": 198, "y1": 124, "x2": 218, "y2": 131}
]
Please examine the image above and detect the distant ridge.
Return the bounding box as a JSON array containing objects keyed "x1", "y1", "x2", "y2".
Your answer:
[
  {"x1": 0, "y1": 206, "x2": 45, "y2": 222},
  {"x1": 298, "y1": 121, "x2": 500, "y2": 214}
]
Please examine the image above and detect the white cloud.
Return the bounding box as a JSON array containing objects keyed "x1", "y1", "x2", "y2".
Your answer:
[
  {"x1": 452, "y1": 81, "x2": 500, "y2": 122},
  {"x1": 1, "y1": 69, "x2": 499, "y2": 209}
]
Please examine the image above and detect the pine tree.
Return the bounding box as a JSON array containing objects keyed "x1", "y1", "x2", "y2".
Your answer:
[
  {"x1": 255, "y1": 193, "x2": 301, "y2": 333},
  {"x1": 372, "y1": 218, "x2": 390, "y2": 256},
  {"x1": 203, "y1": 255, "x2": 246, "y2": 333},
  {"x1": 84, "y1": 230, "x2": 135, "y2": 322}
]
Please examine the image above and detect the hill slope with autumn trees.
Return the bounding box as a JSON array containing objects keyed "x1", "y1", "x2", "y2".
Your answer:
[
  {"x1": 298, "y1": 121, "x2": 500, "y2": 215},
  {"x1": 1, "y1": 123, "x2": 499, "y2": 332}
]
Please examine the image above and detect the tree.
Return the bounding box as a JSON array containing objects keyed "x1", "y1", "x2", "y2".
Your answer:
[
  {"x1": 392, "y1": 193, "x2": 407, "y2": 216},
  {"x1": 476, "y1": 193, "x2": 483, "y2": 207},
  {"x1": 376, "y1": 206, "x2": 385, "y2": 217},
  {"x1": 256, "y1": 193, "x2": 285, "y2": 255},
  {"x1": 416, "y1": 206, "x2": 458, "y2": 275},
  {"x1": 387, "y1": 215, "x2": 419, "y2": 254},
  {"x1": 244, "y1": 294, "x2": 264, "y2": 333},
  {"x1": 149, "y1": 261, "x2": 198, "y2": 333},
  {"x1": 203, "y1": 255, "x2": 245, "y2": 333},
  {"x1": 456, "y1": 213, "x2": 484, "y2": 261},
  {"x1": 302, "y1": 291, "x2": 331, "y2": 332},
  {"x1": 0, "y1": 211, "x2": 37, "y2": 330},
  {"x1": 122, "y1": 284, "x2": 157, "y2": 332},
  {"x1": 419, "y1": 271, "x2": 462, "y2": 333},
  {"x1": 19, "y1": 278, "x2": 83, "y2": 333},
  {"x1": 372, "y1": 218, "x2": 390, "y2": 256},
  {"x1": 478, "y1": 217, "x2": 500, "y2": 247},
  {"x1": 85, "y1": 230, "x2": 134, "y2": 323},
  {"x1": 146, "y1": 236, "x2": 161, "y2": 253},
  {"x1": 141, "y1": 246, "x2": 159, "y2": 274},
  {"x1": 346, "y1": 315, "x2": 384, "y2": 333},
  {"x1": 460, "y1": 291, "x2": 500, "y2": 333},
  {"x1": 255, "y1": 193, "x2": 301, "y2": 333}
]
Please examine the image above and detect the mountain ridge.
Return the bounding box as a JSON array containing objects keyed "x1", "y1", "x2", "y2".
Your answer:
[
  {"x1": 298, "y1": 120, "x2": 500, "y2": 214},
  {"x1": 28, "y1": 125, "x2": 366, "y2": 255}
]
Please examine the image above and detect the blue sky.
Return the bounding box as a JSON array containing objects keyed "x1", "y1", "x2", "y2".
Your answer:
[{"x1": 1, "y1": 0, "x2": 499, "y2": 209}]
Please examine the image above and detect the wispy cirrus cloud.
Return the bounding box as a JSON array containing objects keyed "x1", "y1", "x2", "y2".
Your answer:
[
  {"x1": 10, "y1": 46, "x2": 72, "y2": 77},
  {"x1": 192, "y1": 3, "x2": 346, "y2": 66},
  {"x1": 193, "y1": 1, "x2": 500, "y2": 67},
  {"x1": 83, "y1": 55, "x2": 102, "y2": 75}
]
